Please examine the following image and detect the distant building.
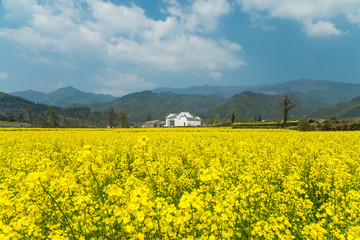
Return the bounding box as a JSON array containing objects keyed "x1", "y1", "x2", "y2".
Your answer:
[
  {"x1": 165, "y1": 112, "x2": 201, "y2": 127},
  {"x1": 142, "y1": 120, "x2": 165, "y2": 128}
]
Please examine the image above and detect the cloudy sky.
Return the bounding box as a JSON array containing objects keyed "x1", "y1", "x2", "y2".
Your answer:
[{"x1": 1, "y1": 0, "x2": 360, "y2": 96}]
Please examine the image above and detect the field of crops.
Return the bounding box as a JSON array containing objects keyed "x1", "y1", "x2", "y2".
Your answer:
[{"x1": 1, "y1": 128, "x2": 360, "y2": 239}]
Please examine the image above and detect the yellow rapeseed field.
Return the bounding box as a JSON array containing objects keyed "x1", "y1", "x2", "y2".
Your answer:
[{"x1": 0, "y1": 128, "x2": 360, "y2": 239}]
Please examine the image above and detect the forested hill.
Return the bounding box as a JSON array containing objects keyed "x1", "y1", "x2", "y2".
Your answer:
[
  {"x1": 3, "y1": 88, "x2": 360, "y2": 125},
  {"x1": 0, "y1": 92, "x2": 61, "y2": 119},
  {"x1": 199, "y1": 91, "x2": 326, "y2": 121},
  {"x1": 89, "y1": 90, "x2": 224, "y2": 122},
  {"x1": 310, "y1": 96, "x2": 360, "y2": 120},
  {"x1": 11, "y1": 86, "x2": 116, "y2": 107},
  {"x1": 0, "y1": 92, "x2": 107, "y2": 126}
]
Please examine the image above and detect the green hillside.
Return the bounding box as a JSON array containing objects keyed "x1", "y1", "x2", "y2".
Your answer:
[
  {"x1": 4, "y1": 87, "x2": 353, "y2": 127},
  {"x1": 90, "y1": 91, "x2": 224, "y2": 122},
  {"x1": 12, "y1": 86, "x2": 116, "y2": 107},
  {"x1": 200, "y1": 91, "x2": 315, "y2": 121},
  {"x1": 0, "y1": 92, "x2": 108, "y2": 127},
  {"x1": 310, "y1": 96, "x2": 360, "y2": 119},
  {"x1": 0, "y1": 92, "x2": 60, "y2": 118}
]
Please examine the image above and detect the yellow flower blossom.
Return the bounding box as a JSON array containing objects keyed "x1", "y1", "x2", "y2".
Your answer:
[{"x1": 0, "y1": 128, "x2": 359, "y2": 238}]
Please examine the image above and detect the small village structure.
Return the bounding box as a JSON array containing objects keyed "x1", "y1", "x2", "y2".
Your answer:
[
  {"x1": 165, "y1": 112, "x2": 201, "y2": 127},
  {"x1": 142, "y1": 120, "x2": 165, "y2": 128}
]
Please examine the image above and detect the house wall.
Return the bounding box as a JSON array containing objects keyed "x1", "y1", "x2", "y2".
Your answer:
[
  {"x1": 165, "y1": 119, "x2": 175, "y2": 127},
  {"x1": 165, "y1": 112, "x2": 201, "y2": 127},
  {"x1": 187, "y1": 120, "x2": 201, "y2": 126},
  {"x1": 178, "y1": 116, "x2": 187, "y2": 126},
  {"x1": 155, "y1": 122, "x2": 165, "y2": 127},
  {"x1": 143, "y1": 121, "x2": 164, "y2": 128}
]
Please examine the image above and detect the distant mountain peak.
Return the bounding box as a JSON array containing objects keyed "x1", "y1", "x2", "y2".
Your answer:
[
  {"x1": 60, "y1": 86, "x2": 78, "y2": 90},
  {"x1": 54, "y1": 86, "x2": 81, "y2": 93},
  {"x1": 11, "y1": 86, "x2": 117, "y2": 107}
]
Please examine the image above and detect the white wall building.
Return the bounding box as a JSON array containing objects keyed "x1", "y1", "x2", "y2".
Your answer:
[{"x1": 165, "y1": 112, "x2": 201, "y2": 127}]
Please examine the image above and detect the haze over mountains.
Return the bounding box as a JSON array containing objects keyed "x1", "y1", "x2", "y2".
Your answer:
[{"x1": 2, "y1": 79, "x2": 360, "y2": 123}]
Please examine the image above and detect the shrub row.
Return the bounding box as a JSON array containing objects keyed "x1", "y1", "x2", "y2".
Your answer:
[{"x1": 232, "y1": 120, "x2": 300, "y2": 127}]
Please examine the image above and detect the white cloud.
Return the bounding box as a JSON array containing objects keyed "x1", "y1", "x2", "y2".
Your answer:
[
  {"x1": 249, "y1": 11, "x2": 276, "y2": 31},
  {"x1": 107, "y1": 35, "x2": 243, "y2": 71},
  {"x1": 303, "y1": 20, "x2": 343, "y2": 37},
  {"x1": 209, "y1": 71, "x2": 223, "y2": 78},
  {"x1": 97, "y1": 89, "x2": 128, "y2": 97},
  {"x1": 190, "y1": 0, "x2": 231, "y2": 31},
  {"x1": 0, "y1": 0, "x2": 243, "y2": 73},
  {"x1": 2, "y1": 0, "x2": 37, "y2": 21},
  {"x1": 93, "y1": 69, "x2": 156, "y2": 94},
  {"x1": 0, "y1": 72, "x2": 9, "y2": 80},
  {"x1": 86, "y1": 0, "x2": 151, "y2": 37},
  {"x1": 237, "y1": 0, "x2": 360, "y2": 37},
  {"x1": 166, "y1": 0, "x2": 231, "y2": 32}
]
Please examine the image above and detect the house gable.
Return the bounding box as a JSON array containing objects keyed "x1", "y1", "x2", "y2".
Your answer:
[{"x1": 165, "y1": 112, "x2": 201, "y2": 127}]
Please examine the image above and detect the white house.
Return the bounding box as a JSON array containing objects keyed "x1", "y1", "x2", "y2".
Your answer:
[{"x1": 165, "y1": 112, "x2": 201, "y2": 127}]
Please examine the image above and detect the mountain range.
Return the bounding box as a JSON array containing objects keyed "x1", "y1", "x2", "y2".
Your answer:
[
  {"x1": 200, "y1": 91, "x2": 325, "y2": 121},
  {"x1": 11, "y1": 86, "x2": 116, "y2": 107},
  {"x1": 90, "y1": 91, "x2": 224, "y2": 122},
  {"x1": 310, "y1": 96, "x2": 360, "y2": 120},
  {"x1": 2, "y1": 79, "x2": 360, "y2": 123},
  {"x1": 153, "y1": 79, "x2": 360, "y2": 105},
  {"x1": 0, "y1": 92, "x2": 61, "y2": 119},
  {"x1": 10, "y1": 79, "x2": 360, "y2": 108}
]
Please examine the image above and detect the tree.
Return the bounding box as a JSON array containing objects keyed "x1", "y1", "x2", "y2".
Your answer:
[
  {"x1": 17, "y1": 112, "x2": 24, "y2": 122},
  {"x1": 107, "y1": 108, "x2": 115, "y2": 128},
  {"x1": 231, "y1": 112, "x2": 235, "y2": 124},
  {"x1": 8, "y1": 113, "x2": 15, "y2": 122},
  {"x1": 279, "y1": 92, "x2": 299, "y2": 128},
  {"x1": 145, "y1": 112, "x2": 152, "y2": 122},
  {"x1": 206, "y1": 119, "x2": 214, "y2": 126},
  {"x1": 26, "y1": 108, "x2": 33, "y2": 124},
  {"x1": 119, "y1": 110, "x2": 128, "y2": 128},
  {"x1": 61, "y1": 109, "x2": 67, "y2": 127},
  {"x1": 48, "y1": 106, "x2": 59, "y2": 127}
]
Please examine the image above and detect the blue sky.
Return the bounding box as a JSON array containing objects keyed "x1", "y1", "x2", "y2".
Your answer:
[{"x1": 1, "y1": 0, "x2": 360, "y2": 96}]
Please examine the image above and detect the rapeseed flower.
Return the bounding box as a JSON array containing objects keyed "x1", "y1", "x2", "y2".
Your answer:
[{"x1": 0, "y1": 128, "x2": 359, "y2": 238}]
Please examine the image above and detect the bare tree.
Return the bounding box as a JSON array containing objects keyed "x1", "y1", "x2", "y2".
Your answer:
[{"x1": 279, "y1": 92, "x2": 299, "y2": 128}]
